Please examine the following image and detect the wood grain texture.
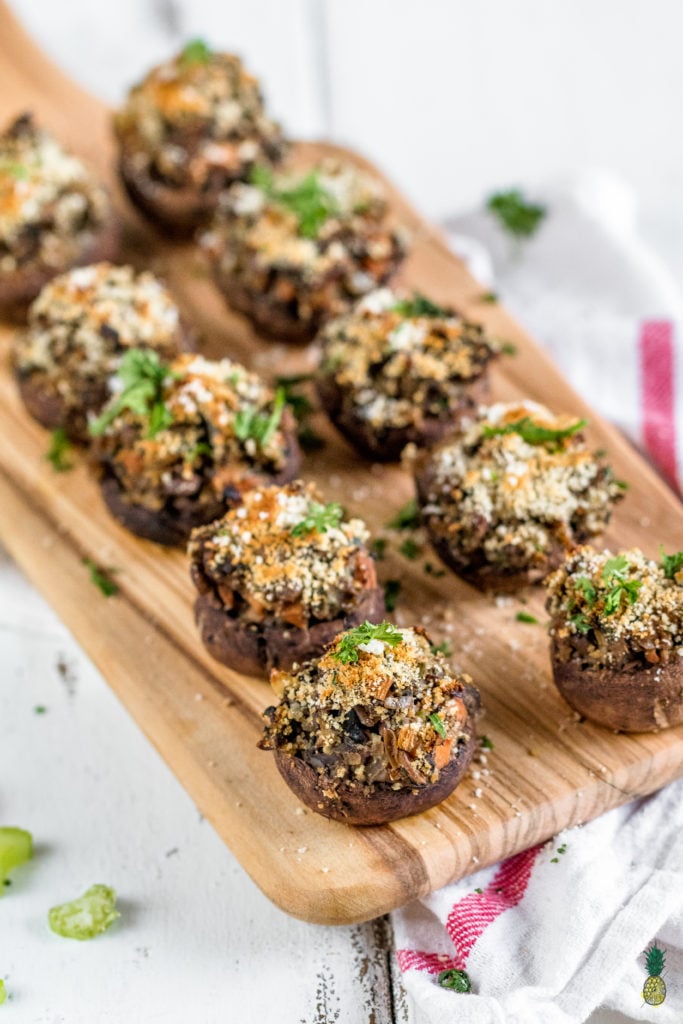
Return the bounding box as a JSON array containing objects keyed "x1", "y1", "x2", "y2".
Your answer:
[{"x1": 1, "y1": 1, "x2": 682, "y2": 926}]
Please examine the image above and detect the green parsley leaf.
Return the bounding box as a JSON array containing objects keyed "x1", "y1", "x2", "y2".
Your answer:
[
  {"x1": 178, "y1": 38, "x2": 211, "y2": 67},
  {"x1": 429, "y1": 712, "x2": 447, "y2": 739},
  {"x1": 482, "y1": 416, "x2": 587, "y2": 446},
  {"x1": 83, "y1": 558, "x2": 119, "y2": 598},
  {"x1": 384, "y1": 578, "x2": 401, "y2": 611},
  {"x1": 0, "y1": 827, "x2": 33, "y2": 892},
  {"x1": 515, "y1": 611, "x2": 538, "y2": 624},
  {"x1": 234, "y1": 387, "x2": 286, "y2": 449},
  {"x1": 575, "y1": 576, "x2": 597, "y2": 606},
  {"x1": 274, "y1": 374, "x2": 314, "y2": 420},
  {"x1": 331, "y1": 621, "x2": 402, "y2": 664},
  {"x1": 602, "y1": 554, "x2": 630, "y2": 582},
  {"x1": 570, "y1": 612, "x2": 591, "y2": 634},
  {"x1": 34, "y1": 705, "x2": 47, "y2": 715},
  {"x1": 370, "y1": 538, "x2": 387, "y2": 560},
  {"x1": 291, "y1": 501, "x2": 343, "y2": 537},
  {"x1": 45, "y1": 427, "x2": 73, "y2": 472},
  {"x1": 551, "y1": 857, "x2": 559, "y2": 864},
  {"x1": 480, "y1": 735, "x2": 494, "y2": 750},
  {"x1": 480, "y1": 291, "x2": 499, "y2": 304},
  {"x1": 89, "y1": 350, "x2": 173, "y2": 439},
  {"x1": 660, "y1": 546, "x2": 683, "y2": 580},
  {"x1": 392, "y1": 293, "x2": 451, "y2": 319},
  {"x1": 48, "y1": 884, "x2": 120, "y2": 940},
  {"x1": 474, "y1": 887, "x2": 484, "y2": 894},
  {"x1": 487, "y1": 189, "x2": 546, "y2": 239},
  {"x1": 386, "y1": 499, "x2": 420, "y2": 531},
  {"x1": 500, "y1": 341, "x2": 518, "y2": 356},
  {"x1": 251, "y1": 166, "x2": 339, "y2": 238},
  {"x1": 1, "y1": 161, "x2": 28, "y2": 180},
  {"x1": 437, "y1": 968, "x2": 471, "y2": 993},
  {"x1": 557, "y1": 843, "x2": 567, "y2": 854},
  {"x1": 424, "y1": 562, "x2": 446, "y2": 578},
  {"x1": 399, "y1": 537, "x2": 421, "y2": 560},
  {"x1": 431, "y1": 640, "x2": 453, "y2": 657}
]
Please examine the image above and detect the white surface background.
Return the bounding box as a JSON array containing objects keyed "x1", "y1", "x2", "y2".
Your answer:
[{"x1": 3, "y1": 2, "x2": 683, "y2": 1021}]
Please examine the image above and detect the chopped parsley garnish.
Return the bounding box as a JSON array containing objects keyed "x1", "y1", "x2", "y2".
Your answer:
[
  {"x1": 34, "y1": 705, "x2": 47, "y2": 715},
  {"x1": 370, "y1": 538, "x2": 387, "y2": 560},
  {"x1": 482, "y1": 416, "x2": 586, "y2": 446},
  {"x1": 575, "y1": 576, "x2": 597, "y2": 605},
  {"x1": 274, "y1": 374, "x2": 324, "y2": 452},
  {"x1": 399, "y1": 537, "x2": 421, "y2": 560},
  {"x1": 424, "y1": 562, "x2": 446, "y2": 578},
  {"x1": 480, "y1": 291, "x2": 499, "y2": 304},
  {"x1": 48, "y1": 884, "x2": 120, "y2": 940},
  {"x1": 515, "y1": 611, "x2": 538, "y2": 624},
  {"x1": 487, "y1": 189, "x2": 546, "y2": 239},
  {"x1": 384, "y1": 578, "x2": 401, "y2": 611},
  {"x1": 291, "y1": 501, "x2": 343, "y2": 537},
  {"x1": 178, "y1": 38, "x2": 211, "y2": 67},
  {"x1": 386, "y1": 499, "x2": 420, "y2": 531},
  {"x1": 601, "y1": 555, "x2": 642, "y2": 615},
  {"x1": 431, "y1": 640, "x2": 453, "y2": 657},
  {"x1": 429, "y1": 712, "x2": 447, "y2": 739},
  {"x1": 551, "y1": 857, "x2": 559, "y2": 864},
  {"x1": 480, "y1": 735, "x2": 494, "y2": 750},
  {"x1": 474, "y1": 887, "x2": 484, "y2": 894},
  {"x1": 392, "y1": 293, "x2": 451, "y2": 319},
  {"x1": 250, "y1": 165, "x2": 339, "y2": 238},
  {"x1": 570, "y1": 612, "x2": 591, "y2": 634},
  {"x1": 1, "y1": 160, "x2": 28, "y2": 180},
  {"x1": 437, "y1": 968, "x2": 471, "y2": 993},
  {"x1": 331, "y1": 621, "x2": 402, "y2": 664},
  {"x1": 89, "y1": 350, "x2": 174, "y2": 439},
  {"x1": 0, "y1": 978, "x2": 5, "y2": 1004},
  {"x1": 500, "y1": 341, "x2": 518, "y2": 356},
  {"x1": 0, "y1": 827, "x2": 33, "y2": 892},
  {"x1": 557, "y1": 843, "x2": 567, "y2": 854},
  {"x1": 234, "y1": 386, "x2": 286, "y2": 449},
  {"x1": 83, "y1": 558, "x2": 119, "y2": 598},
  {"x1": 45, "y1": 427, "x2": 73, "y2": 472},
  {"x1": 660, "y1": 546, "x2": 683, "y2": 580}
]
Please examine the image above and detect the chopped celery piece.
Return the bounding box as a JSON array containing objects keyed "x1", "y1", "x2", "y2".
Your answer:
[
  {"x1": 48, "y1": 884, "x2": 120, "y2": 940},
  {"x1": 0, "y1": 827, "x2": 33, "y2": 891}
]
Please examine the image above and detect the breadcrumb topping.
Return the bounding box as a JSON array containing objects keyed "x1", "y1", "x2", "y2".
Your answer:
[
  {"x1": 0, "y1": 114, "x2": 110, "y2": 273},
  {"x1": 204, "y1": 159, "x2": 406, "y2": 331},
  {"x1": 189, "y1": 481, "x2": 374, "y2": 624},
  {"x1": 14, "y1": 263, "x2": 181, "y2": 398},
  {"x1": 546, "y1": 546, "x2": 683, "y2": 667},
  {"x1": 318, "y1": 287, "x2": 498, "y2": 430},
  {"x1": 262, "y1": 626, "x2": 474, "y2": 790},
  {"x1": 115, "y1": 48, "x2": 284, "y2": 189},
  {"x1": 419, "y1": 401, "x2": 624, "y2": 571},
  {"x1": 95, "y1": 353, "x2": 292, "y2": 511}
]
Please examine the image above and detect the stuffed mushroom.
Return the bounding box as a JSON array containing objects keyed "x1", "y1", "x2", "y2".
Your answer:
[
  {"x1": 416, "y1": 400, "x2": 625, "y2": 591},
  {"x1": 0, "y1": 113, "x2": 117, "y2": 317},
  {"x1": 316, "y1": 288, "x2": 499, "y2": 460},
  {"x1": 202, "y1": 158, "x2": 407, "y2": 343},
  {"x1": 114, "y1": 40, "x2": 285, "y2": 234},
  {"x1": 260, "y1": 622, "x2": 480, "y2": 825},
  {"x1": 91, "y1": 352, "x2": 300, "y2": 545},
  {"x1": 189, "y1": 480, "x2": 385, "y2": 676},
  {"x1": 13, "y1": 262, "x2": 189, "y2": 442},
  {"x1": 546, "y1": 545, "x2": 683, "y2": 732}
]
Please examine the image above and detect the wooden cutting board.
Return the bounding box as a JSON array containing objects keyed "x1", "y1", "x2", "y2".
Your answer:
[{"x1": 1, "y1": 2, "x2": 682, "y2": 926}]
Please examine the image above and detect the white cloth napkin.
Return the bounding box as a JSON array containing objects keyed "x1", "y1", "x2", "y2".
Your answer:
[{"x1": 391, "y1": 171, "x2": 683, "y2": 1022}]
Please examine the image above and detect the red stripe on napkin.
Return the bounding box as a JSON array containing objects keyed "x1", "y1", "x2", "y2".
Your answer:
[
  {"x1": 639, "y1": 320, "x2": 678, "y2": 488},
  {"x1": 396, "y1": 844, "x2": 542, "y2": 976}
]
